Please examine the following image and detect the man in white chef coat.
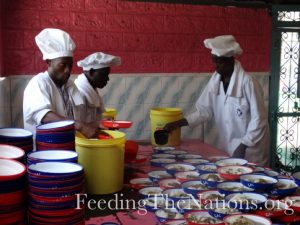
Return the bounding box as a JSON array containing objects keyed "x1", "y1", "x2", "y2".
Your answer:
[
  {"x1": 23, "y1": 28, "x2": 98, "y2": 138},
  {"x1": 74, "y1": 52, "x2": 121, "y2": 125},
  {"x1": 164, "y1": 35, "x2": 270, "y2": 167}
]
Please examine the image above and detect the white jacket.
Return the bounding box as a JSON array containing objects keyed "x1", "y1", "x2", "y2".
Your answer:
[
  {"x1": 74, "y1": 74, "x2": 104, "y2": 123},
  {"x1": 186, "y1": 60, "x2": 270, "y2": 166},
  {"x1": 23, "y1": 71, "x2": 85, "y2": 133}
]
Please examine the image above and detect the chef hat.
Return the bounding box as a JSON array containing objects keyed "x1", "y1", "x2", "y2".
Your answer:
[
  {"x1": 35, "y1": 28, "x2": 76, "y2": 60},
  {"x1": 77, "y1": 52, "x2": 121, "y2": 71},
  {"x1": 204, "y1": 35, "x2": 243, "y2": 57}
]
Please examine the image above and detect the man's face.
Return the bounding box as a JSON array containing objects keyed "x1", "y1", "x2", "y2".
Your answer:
[
  {"x1": 88, "y1": 67, "x2": 110, "y2": 89},
  {"x1": 47, "y1": 57, "x2": 73, "y2": 87},
  {"x1": 211, "y1": 54, "x2": 234, "y2": 76}
]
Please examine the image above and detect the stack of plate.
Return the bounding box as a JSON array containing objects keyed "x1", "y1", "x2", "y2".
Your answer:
[
  {"x1": 27, "y1": 150, "x2": 78, "y2": 166},
  {"x1": 36, "y1": 120, "x2": 75, "y2": 151},
  {"x1": 0, "y1": 159, "x2": 27, "y2": 224},
  {"x1": 0, "y1": 128, "x2": 33, "y2": 153},
  {"x1": 27, "y1": 161, "x2": 85, "y2": 224}
]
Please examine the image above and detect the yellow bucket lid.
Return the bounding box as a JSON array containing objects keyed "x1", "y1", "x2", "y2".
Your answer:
[
  {"x1": 150, "y1": 107, "x2": 182, "y2": 116},
  {"x1": 75, "y1": 130, "x2": 125, "y2": 147}
]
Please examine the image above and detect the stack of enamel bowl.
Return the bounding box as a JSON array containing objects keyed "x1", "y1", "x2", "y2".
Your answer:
[
  {"x1": 27, "y1": 161, "x2": 85, "y2": 224},
  {"x1": 36, "y1": 120, "x2": 75, "y2": 151},
  {"x1": 0, "y1": 128, "x2": 33, "y2": 154},
  {"x1": 0, "y1": 159, "x2": 27, "y2": 224}
]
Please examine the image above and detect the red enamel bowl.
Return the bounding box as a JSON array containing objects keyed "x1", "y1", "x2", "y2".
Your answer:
[
  {"x1": 101, "y1": 120, "x2": 133, "y2": 129},
  {"x1": 0, "y1": 159, "x2": 26, "y2": 182}
]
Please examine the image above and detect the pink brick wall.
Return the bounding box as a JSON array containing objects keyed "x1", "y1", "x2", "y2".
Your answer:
[{"x1": 1, "y1": 0, "x2": 271, "y2": 75}]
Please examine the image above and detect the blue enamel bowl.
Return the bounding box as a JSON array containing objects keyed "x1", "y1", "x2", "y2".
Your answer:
[{"x1": 240, "y1": 174, "x2": 278, "y2": 191}]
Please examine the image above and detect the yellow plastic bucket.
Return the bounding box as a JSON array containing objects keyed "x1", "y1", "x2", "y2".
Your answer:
[
  {"x1": 75, "y1": 130, "x2": 125, "y2": 194},
  {"x1": 102, "y1": 108, "x2": 117, "y2": 120},
  {"x1": 150, "y1": 108, "x2": 183, "y2": 146}
]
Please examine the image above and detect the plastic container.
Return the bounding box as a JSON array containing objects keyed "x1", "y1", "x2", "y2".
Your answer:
[
  {"x1": 102, "y1": 108, "x2": 117, "y2": 120},
  {"x1": 75, "y1": 130, "x2": 125, "y2": 194},
  {"x1": 150, "y1": 108, "x2": 183, "y2": 146}
]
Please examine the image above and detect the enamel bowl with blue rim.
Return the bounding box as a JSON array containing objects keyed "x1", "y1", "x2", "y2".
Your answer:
[
  {"x1": 28, "y1": 162, "x2": 83, "y2": 177},
  {"x1": 175, "y1": 198, "x2": 203, "y2": 214},
  {"x1": 240, "y1": 174, "x2": 278, "y2": 191},
  {"x1": 292, "y1": 171, "x2": 300, "y2": 186},
  {"x1": 198, "y1": 190, "x2": 225, "y2": 205},
  {"x1": 165, "y1": 163, "x2": 196, "y2": 175},
  {"x1": 138, "y1": 186, "x2": 163, "y2": 199},
  {"x1": 155, "y1": 208, "x2": 184, "y2": 223},
  {"x1": 151, "y1": 153, "x2": 176, "y2": 159},
  {"x1": 162, "y1": 188, "x2": 193, "y2": 202},
  {"x1": 129, "y1": 177, "x2": 154, "y2": 190},
  {"x1": 270, "y1": 178, "x2": 298, "y2": 197},
  {"x1": 158, "y1": 179, "x2": 182, "y2": 190},
  {"x1": 143, "y1": 196, "x2": 173, "y2": 212},
  {"x1": 153, "y1": 146, "x2": 176, "y2": 153},
  {"x1": 27, "y1": 150, "x2": 78, "y2": 165},
  {"x1": 177, "y1": 154, "x2": 202, "y2": 160},
  {"x1": 208, "y1": 202, "x2": 241, "y2": 220},
  {"x1": 217, "y1": 181, "x2": 254, "y2": 196},
  {"x1": 215, "y1": 158, "x2": 248, "y2": 167},
  {"x1": 175, "y1": 171, "x2": 201, "y2": 183},
  {"x1": 183, "y1": 158, "x2": 210, "y2": 165},
  {"x1": 196, "y1": 163, "x2": 217, "y2": 175},
  {"x1": 199, "y1": 173, "x2": 225, "y2": 188},
  {"x1": 0, "y1": 128, "x2": 33, "y2": 141},
  {"x1": 148, "y1": 170, "x2": 173, "y2": 182},
  {"x1": 181, "y1": 180, "x2": 210, "y2": 197},
  {"x1": 150, "y1": 158, "x2": 176, "y2": 167},
  {"x1": 225, "y1": 192, "x2": 267, "y2": 211}
]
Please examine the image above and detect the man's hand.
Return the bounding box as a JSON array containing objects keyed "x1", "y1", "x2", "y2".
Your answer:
[
  {"x1": 232, "y1": 143, "x2": 247, "y2": 159},
  {"x1": 75, "y1": 121, "x2": 99, "y2": 139}
]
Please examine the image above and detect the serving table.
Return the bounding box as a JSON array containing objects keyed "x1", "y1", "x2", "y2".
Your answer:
[{"x1": 84, "y1": 139, "x2": 228, "y2": 224}]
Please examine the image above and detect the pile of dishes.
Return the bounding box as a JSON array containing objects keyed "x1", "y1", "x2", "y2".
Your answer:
[
  {"x1": 27, "y1": 161, "x2": 85, "y2": 224},
  {"x1": 129, "y1": 146, "x2": 300, "y2": 225},
  {"x1": 0, "y1": 159, "x2": 27, "y2": 224},
  {"x1": 0, "y1": 128, "x2": 33, "y2": 153},
  {"x1": 36, "y1": 120, "x2": 75, "y2": 151}
]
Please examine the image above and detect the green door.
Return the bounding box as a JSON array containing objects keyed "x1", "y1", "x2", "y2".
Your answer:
[{"x1": 270, "y1": 5, "x2": 300, "y2": 173}]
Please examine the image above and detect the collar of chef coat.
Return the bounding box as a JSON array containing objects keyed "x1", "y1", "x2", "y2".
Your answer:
[
  {"x1": 46, "y1": 71, "x2": 84, "y2": 106},
  {"x1": 211, "y1": 60, "x2": 244, "y2": 98}
]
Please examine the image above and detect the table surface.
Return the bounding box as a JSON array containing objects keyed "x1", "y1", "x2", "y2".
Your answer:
[{"x1": 85, "y1": 140, "x2": 228, "y2": 224}]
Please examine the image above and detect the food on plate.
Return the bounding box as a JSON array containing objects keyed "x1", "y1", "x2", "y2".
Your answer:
[
  {"x1": 201, "y1": 192, "x2": 225, "y2": 202},
  {"x1": 230, "y1": 194, "x2": 259, "y2": 204},
  {"x1": 222, "y1": 167, "x2": 248, "y2": 175},
  {"x1": 228, "y1": 216, "x2": 254, "y2": 225},
  {"x1": 275, "y1": 180, "x2": 297, "y2": 189},
  {"x1": 187, "y1": 215, "x2": 221, "y2": 224},
  {"x1": 202, "y1": 173, "x2": 224, "y2": 182},
  {"x1": 187, "y1": 183, "x2": 208, "y2": 190},
  {"x1": 168, "y1": 190, "x2": 191, "y2": 198},
  {"x1": 213, "y1": 205, "x2": 240, "y2": 214},
  {"x1": 158, "y1": 209, "x2": 183, "y2": 219}
]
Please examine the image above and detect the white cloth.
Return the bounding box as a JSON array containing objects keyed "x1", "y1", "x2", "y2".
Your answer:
[
  {"x1": 186, "y1": 60, "x2": 270, "y2": 166},
  {"x1": 23, "y1": 71, "x2": 84, "y2": 133},
  {"x1": 204, "y1": 35, "x2": 243, "y2": 57},
  {"x1": 35, "y1": 28, "x2": 76, "y2": 60},
  {"x1": 74, "y1": 74, "x2": 104, "y2": 123},
  {"x1": 77, "y1": 52, "x2": 121, "y2": 71}
]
